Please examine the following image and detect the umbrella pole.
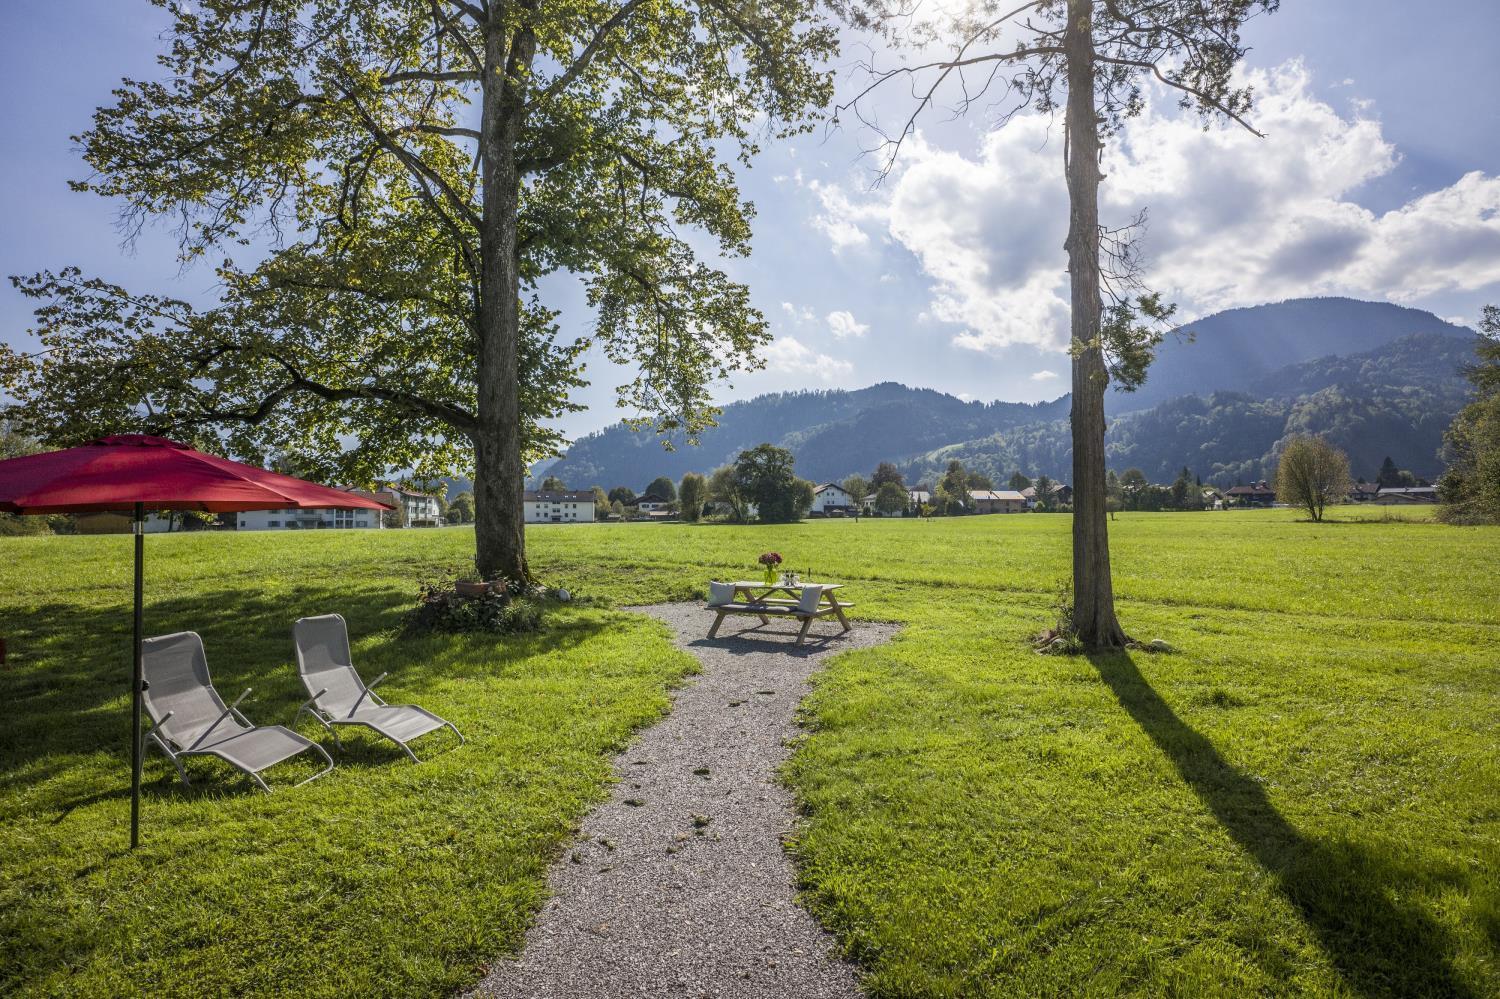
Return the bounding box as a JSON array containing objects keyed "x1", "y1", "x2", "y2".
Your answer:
[{"x1": 131, "y1": 502, "x2": 144, "y2": 849}]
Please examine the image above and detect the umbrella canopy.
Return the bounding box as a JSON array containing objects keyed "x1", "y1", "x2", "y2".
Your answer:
[
  {"x1": 0, "y1": 434, "x2": 390, "y2": 515},
  {"x1": 0, "y1": 435, "x2": 391, "y2": 848}
]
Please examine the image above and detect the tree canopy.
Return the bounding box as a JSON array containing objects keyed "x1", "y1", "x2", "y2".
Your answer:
[
  {"x1": 0, "y1": 0, "x2": 836, "y2": 580},
  {"x1": 645, "y1": 476, "x2": 678, "y2": 503},
  {"x1": 1438, "y1": 305, "x2": 1500, "y2": 524},
  {"x1": 1276, "y1": 435, "x2": 1350, "y2": 523},
  {"x1": 732, "y1": 443, "x2": 803, "y2": 523},
  {"x1": 678, "y1": 472, "x2": 707, "y2": 523},
  {"x1": 871, "y1": 461, "x2": 904, "y2": 489}
]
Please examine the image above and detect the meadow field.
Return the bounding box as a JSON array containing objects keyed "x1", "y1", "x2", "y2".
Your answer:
[{"x1": 1, "y1": 509, "x2": 1496, "y2": 996}]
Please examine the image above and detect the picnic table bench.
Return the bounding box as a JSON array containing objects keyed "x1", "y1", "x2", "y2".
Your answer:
[{"x1": 706, "y1": 581, "x2": 854, "y2": 644}]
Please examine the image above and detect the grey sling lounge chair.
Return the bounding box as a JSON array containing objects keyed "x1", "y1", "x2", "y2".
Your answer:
[
  {"x1": 141, "y1": 631, "x2": 334, "y2": 792},
  {"x1": 293, "y1": 614, "x2": 464, "y2": 763}
]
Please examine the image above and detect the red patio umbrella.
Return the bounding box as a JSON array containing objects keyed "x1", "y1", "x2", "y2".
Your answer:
[{"x1": 0, "y1": 435, "x2": 391, "y2": 847}]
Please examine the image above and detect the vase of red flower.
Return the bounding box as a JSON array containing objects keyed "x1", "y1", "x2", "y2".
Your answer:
[{"x1": 758, "y1": 551, "x2": 782, "y2": 585}]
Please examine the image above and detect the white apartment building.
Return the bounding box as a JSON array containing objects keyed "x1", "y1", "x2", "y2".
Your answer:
[
  {"x1": 524, "y1": 489, "x2": 596, "y2": 523},
  {"x1": 376, "y1": 486, "x2": 444, "y2": 527},
  {"x1": 237, "y1": 505, "x2": 383, "y2": 531}
]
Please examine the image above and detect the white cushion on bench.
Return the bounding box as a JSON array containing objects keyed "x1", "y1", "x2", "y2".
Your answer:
[
  {"x1": 707, "y1": 581, "x2": 736, "y2": 607},
  {"x1": 797, "y1": 585, "x2": 824, "y2": 614}
]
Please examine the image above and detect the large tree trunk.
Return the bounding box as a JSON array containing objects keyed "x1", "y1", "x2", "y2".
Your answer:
[
  {"x1": 473, "y1": 17, "x2": 535, "y2": 583},
  {"x1": 1063, "y1": 0, "x2": 1128, "y2": 649}
]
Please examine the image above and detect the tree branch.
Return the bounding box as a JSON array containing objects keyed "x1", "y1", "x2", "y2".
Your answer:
[{"x1": 532, "y1": 0, "x2": 650, "y2": 106}]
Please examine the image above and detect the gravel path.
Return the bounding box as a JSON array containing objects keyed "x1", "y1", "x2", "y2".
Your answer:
[{"x1": 473, "y1": 602, "x2": 898, "y2": 999}]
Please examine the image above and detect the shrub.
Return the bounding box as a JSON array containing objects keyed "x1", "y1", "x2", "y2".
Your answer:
[
  {"x1": 403, "y1": 579, "x2": 546, "y2": 635},
  {"x1": 1275, "y1": 435, "x2": 1350, "y2": 522}
]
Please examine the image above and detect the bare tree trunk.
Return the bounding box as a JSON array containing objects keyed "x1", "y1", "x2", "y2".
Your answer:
[
  {"x1": 1064, "y1": 0, "x2": 1128, "y2": 649},
  {"x1": 473, "y1": 15, "x2": 534, "y2": 583}
]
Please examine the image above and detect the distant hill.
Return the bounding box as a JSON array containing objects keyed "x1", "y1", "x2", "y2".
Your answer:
[
  {"x1": 543, "y1": 384, "x2": 1068, "y2": 491},
  {"x1": 1114, "y1": 297, "x2": 1474, "y2": 411},
  {"x1": 906, "y1": 332, "x2": 1478, "y2": 486},
  {"x1": 538, "y1": 298, "x2": 1478, "y2": 493}
]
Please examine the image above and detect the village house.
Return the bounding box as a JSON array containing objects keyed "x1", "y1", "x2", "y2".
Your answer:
[
  {"x1": 1020, "y1": 482, "x2": 1073, "y2": 509},
  {"x1": 523, "y1": 489, "x2": 597, "y2": 523},
  {"x1": 634, "y1": 492, "x2": 671, "y2": 513},
  {"x1": 810, "y1": 482, "x2": 855, "y2": 516},
  {"x1": 907, "y1": 488, "x2": 931, "y2": 509},
  {"x1": 1374, "y1": 485, "x2": 1438, "y2": 504},
  {"x1": 1349, "y1": 480, "x2": 1382, "y2": 502},
  {"x1": 1224, "y1": 481, "x2": 1277, "y2": 507},
  {"x1": 968, "y1": 489, "x2": 1027, "y2": 514}
]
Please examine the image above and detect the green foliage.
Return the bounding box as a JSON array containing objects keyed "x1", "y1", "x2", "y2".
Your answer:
[
  {"x1": 841, "y1": 474, "x2": 871, "y2": 510},
  {"x1": 447, "y1": 491, "x2": 476, "y2": 524},
  {"x1": 607, "y1": 486, "x2": 637, "y2": 507},
  {"x1": 935, "y1": 459, "x2": 970, "y2": 515},
  {"x1": 402, "y1": 582, "x2": 546, "y2": 635},
  {"x1": 540, "y1": 475, "x2": 567, "y2": 492},
  {"x1": 1009, "y1": 470, "x2": 1032, "y2": 491},
  {"x1": 590, "y1": 486, "x2": 610, "y2": 521},
  {"x1": 792, "y1": 478, "x2": 816, "y2": 520},
  {"x1": 873, "y1": 480, "x2": 907, "y2": 515},
  {"x1": 1275, "y1": 436, "x2": 1351, "y2": 523},
  {"x1": 677, "y1": 472, "x2": 707, "y2": 523},
  {"x1": 871, "y1": 461, "x2": 904, "y2": 490},
  {"x1": 1, "y1": 0, "x2": 837, "y2": 499},
  {"x1": 707, "y1": 465, "x2": 749, "y2": 523},
  {"x1": 645, "y1": 476, "x2": 677, "y2": 503},
  {"x1": 1377, "y1": 456, "x2": 1417, "y2": 489},
  {"x1": 731, "y1": 443, "x2": 803, "y2": 523},
  {"x1": 1439, "y1": 305, "x2": 1500, "y2": 524}
]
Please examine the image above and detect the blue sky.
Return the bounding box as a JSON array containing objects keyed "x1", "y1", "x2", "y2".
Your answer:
[{"x1": 3, "y1": 1, "x2": 1498, "y2": 442}]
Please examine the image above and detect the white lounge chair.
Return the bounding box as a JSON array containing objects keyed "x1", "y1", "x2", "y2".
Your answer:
[
  {"x1": 141, "y1": 631, "x2": 334, "y2": 792},
  {"x1": 292, "y1": 614, "x2": 464, "y2": 762}
]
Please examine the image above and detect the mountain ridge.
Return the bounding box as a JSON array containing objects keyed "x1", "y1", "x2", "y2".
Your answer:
[{"x1": 540, "y1": 298, "x2": 1479, "y2": 492}]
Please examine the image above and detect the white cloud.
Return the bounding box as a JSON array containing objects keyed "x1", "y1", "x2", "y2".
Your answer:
[
  {"x1": 809, "y1": 179, "x2": 881, "y2": 252},
  {"x1": 762, "y1": 337, "x2": 853, "y2": 382},
  {"x1": 1030, "y1": 369, "x2": 1060, "y2": 381},
  {"x1": 813, "y1": 62, "x2": 1500, "y2": 354},
  {"x1": 826, "y1": 309, "x2": 870, "y2": 339},
  {"x1": 780, "y1": 301, "x2": 815, "y2": 324}
]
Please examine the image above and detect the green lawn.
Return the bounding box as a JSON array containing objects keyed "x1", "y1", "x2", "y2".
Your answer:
[{"x1": 2, "y1": 509, "x2": 1497, "y2": 996}]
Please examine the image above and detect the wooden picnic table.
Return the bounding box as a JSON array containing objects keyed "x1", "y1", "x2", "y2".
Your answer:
[{"x1": 706, "y1": 581, "x2": 854, "y2": 644}]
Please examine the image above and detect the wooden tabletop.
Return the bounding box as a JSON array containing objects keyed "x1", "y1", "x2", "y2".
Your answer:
[{"x1": 730, "y1": 581, "x2": 842, "y2": 590}]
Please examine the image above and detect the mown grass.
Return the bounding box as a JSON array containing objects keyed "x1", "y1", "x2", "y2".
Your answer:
[
  {"x1": 0, "y1": 528, "x2": 701, "y2": 997},
  {"x1": 2, "y1": 508, "x2": 1497, "y2": 996}
]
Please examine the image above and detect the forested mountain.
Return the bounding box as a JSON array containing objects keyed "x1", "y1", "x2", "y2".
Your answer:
[
  {"x1": 1114, "y1": 297, "x2": 1473, "y2": 411},
  {"x1": 543, "y1": 384, "x2": 1068, "y2": 490},
  {"x1": 538, "y1": 299, "x2": 1479, "y2": 494},
  {"x1": 905, "y1": 332, "x2": 1477, "y2": 486}
]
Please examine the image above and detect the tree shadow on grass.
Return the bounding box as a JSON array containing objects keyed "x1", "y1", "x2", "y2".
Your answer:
[
  {"x1": 0, "y1": 584, "x2": 612, "y2": 788},
  {"x1": 1088, "y1": 649, "x2": 1476, "y2": 998}
]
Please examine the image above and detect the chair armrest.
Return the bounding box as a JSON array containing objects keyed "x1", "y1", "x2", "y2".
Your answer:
[
  {"x1": 190, "y1": 688, "x2": 252, "y2": 750},
  {"x1": 349, "y1": 673, "x2": 389, "y2": 716}
]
